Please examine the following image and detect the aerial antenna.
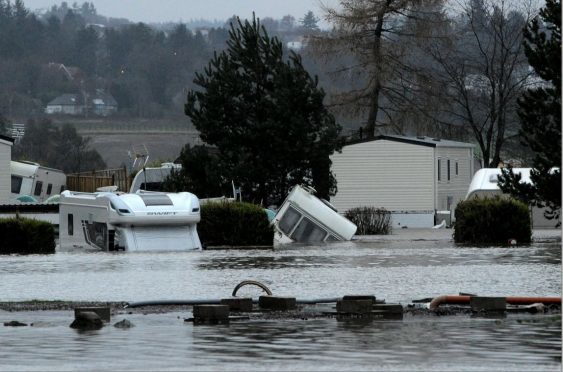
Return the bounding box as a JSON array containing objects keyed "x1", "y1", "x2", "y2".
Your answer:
[{"x1": 128, "y1": 144, "x2": 150, "y2": 171}]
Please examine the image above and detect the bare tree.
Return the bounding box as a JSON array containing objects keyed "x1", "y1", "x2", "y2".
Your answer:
[
  {"x1": 314, "y1": 0, "x2": 445, "y2": 138},
  {"x1": 424, "y1": 0, "x2": 536, "y2": 167}
]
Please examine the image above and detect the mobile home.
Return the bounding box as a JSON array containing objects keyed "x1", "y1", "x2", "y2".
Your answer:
[
  {"x1": 330, "y1": 135, "x2": 475, "y2": 228},
  {"x1": 10, "y1": 161, "x2": 66, "y2": 202},
  {"x1": 0, "y1": 135, "x2": 14, "y2": 204}
]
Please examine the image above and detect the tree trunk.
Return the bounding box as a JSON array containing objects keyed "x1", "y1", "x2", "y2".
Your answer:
[{"x1": 364, "y1": 2, "x2": 389, "y2": 138}]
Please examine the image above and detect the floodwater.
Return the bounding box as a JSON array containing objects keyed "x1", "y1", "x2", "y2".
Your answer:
[{"x1": 0, "y1": 229, "x2": 561, "y2": 371}]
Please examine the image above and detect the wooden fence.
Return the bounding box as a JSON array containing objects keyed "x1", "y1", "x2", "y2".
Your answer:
[{"x1": 66, "y1": 167, "x2": 130, "y2": 192}]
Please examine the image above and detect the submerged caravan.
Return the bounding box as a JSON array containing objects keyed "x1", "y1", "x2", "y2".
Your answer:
[
  {"x1": 272, "y1": 185, "x2": 357, "y2": 244},
  {"x1": 59, "y1": 190, "x2": 202, "y2": 252}
]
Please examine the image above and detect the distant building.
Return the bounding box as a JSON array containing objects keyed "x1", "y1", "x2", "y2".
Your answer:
[
  {"x1": 330, "y1": 135, "x2": 476, "y2": 228},
  {"x1": 91, "y1": 90, "x2": 118, "y2": 116},
  {"x1": 45, "y1": 94, "x2": 84, "y2": 115},
  {"x1": 45, "y1": 90, "x2": 118, "y2": 116}
]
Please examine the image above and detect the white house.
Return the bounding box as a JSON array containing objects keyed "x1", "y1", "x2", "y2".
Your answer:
[
  {"x1": 45, "y1": 94, "x2": 84, "y2": 115},
  {"x1": 0, "y1": 134, "x2": 14, "y2": 204},
  {"x1": 330, "y1": 135, "x2": 475, "y2": 228}
]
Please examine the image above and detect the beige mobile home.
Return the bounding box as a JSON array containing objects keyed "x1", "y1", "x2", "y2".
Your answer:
[
  {"x1": 330, "y1": 135, "x2": 475, "y2": 228},
  {"x1": 0, "y1": 135, "x2": 14, "y2": 204}
]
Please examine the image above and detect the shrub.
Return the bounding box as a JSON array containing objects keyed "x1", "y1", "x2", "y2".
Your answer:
[
  {"x1": 454, "y1": 197, "x2": 531, "y2": 245},
  {"x1": 198, "y1": 201, "x2": 273, "y2": 247},
  {"x1": 0, "y1": 217, "x2": 56, "y2": 254},
  {"x1": 344, "y1": 207, "x2": 392, "y2": 235}
]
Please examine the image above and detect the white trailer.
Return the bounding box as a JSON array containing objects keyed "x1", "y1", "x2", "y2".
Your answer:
[
  {"x1": 129, "y1": 163, "x2": 181, "y2": 193},
  {"x1": 272, "y1": 185, "x2": 357, "y2": 244},
  {"x1": 466, "y1": 168, "x2": 559, "y2": 228},
  {"x1": 59, "y1": 190, "x2": 202, "y2": 251},
  {"x1": 10, "y1": 161, "x2": 66, "y2": 202}
]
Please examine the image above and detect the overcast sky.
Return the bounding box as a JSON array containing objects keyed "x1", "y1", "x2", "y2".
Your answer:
[{"x1": 22, "y1": 0, "x2": 337, "y2": 24}]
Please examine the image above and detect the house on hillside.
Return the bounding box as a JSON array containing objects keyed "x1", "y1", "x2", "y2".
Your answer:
[
  {"x1": 0, "y1": 134, "x2": 14, "y2": 204},
  {"x1": 91, "y1": 90, "x2": 118, "y2": 116},
  {"x1": 45, "y1": 94, "x2": 84, "y2": 115},
  {"x1": 45, "y1": 90, "x2": 117, "y2": 116},
  {"x1": 329, "y1": 135, "x2": 476, "y2": 228}
]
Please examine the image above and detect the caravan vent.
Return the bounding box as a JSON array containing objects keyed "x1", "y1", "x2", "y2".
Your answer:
[{"x1": 140, "y1": 194, "x2": 173, "y2": 206}]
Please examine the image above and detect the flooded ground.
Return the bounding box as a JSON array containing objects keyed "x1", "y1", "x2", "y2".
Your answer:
[{"x1": 0, "y1": 228, "x2": 560, "y2": 371}]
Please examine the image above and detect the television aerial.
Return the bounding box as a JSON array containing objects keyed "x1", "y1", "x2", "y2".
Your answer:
[{"x1": 128, "y1": 144, "x2": 150, "y2": 170}]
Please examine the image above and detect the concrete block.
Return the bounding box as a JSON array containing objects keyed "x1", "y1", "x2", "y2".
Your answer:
[
  {"x1": 193, "y1": 305, "x2": 230, "y2": 322},
  {"x1": 337, "y1": 299, "x2": 373, "y2": 314},
  {"x1": 70, "y1": 311, "x2": 104, "y2": 330},
  {"x1": 342, "y1": 295, "x2": 376, "y2": 305},
  {"x1": 258, "y1": 296, "x2": 296, "y2": 310},
  {"x1": 470, "y1": 297, "x2": 506, "y2": 312},
  {"x1": 371, "y1": 310, "x2": 404, "y2": 320},
  {"x1": 75, "y1": 307, "x2": 111, "y2": 322},
  {"x1": 220, "y1": 297, "x2": 253, "y2": 312},
  {"x1": 372, "y1": 304, "x2": 403, "y2": 314}
]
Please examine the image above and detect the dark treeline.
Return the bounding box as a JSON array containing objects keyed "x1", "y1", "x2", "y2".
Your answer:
[
  {"x1": 0, "y1": 0, "x2": 551, "y2": 168},
  {"x1": 0, "y1": 0, "x2": 229, "y2": 118}
]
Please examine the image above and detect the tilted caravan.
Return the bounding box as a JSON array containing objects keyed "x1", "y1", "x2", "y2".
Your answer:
[
  {"x1": 11, "y1": 161, "x2": 66, "y2": 202},
  {"x1": 272, "y1": 185, "x2": 357, "y2": 244},
  {"x1": 59, "y1": 190, "x2": 202, "y2": 251}
]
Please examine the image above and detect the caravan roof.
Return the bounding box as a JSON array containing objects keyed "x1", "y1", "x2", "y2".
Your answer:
[{"x1": 466, "y1": 168, "x2": 532, "y2": 199}]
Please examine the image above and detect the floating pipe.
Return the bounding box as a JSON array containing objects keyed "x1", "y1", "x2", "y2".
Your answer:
[
  {"x1": 429, "y1": 295, "x2": 561, "y2": 310},
  {"x1": 125, "y1": 297, "x2": 342, "y2": 308},
  {"x1": 232, "y1": 280, "x2": 272, "y2": 296}
]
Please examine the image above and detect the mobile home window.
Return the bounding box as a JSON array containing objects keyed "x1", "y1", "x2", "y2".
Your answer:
[
  {"x1": 447, "y1": 159, "x2": 451, "y2": 181},
  {"x1": 68, "y1": 214, "x2": 73, "y2": 236},
  {"x1": 34, "y1": 181, "x2": 43, "y2": 196},
  {"x1": 46, "y1": 183, "x2": 53, "y2": 195},
  {"x1": 11, "y1": 176, "x2": 22, "y2": 193},
  {"x1": 437, "y1": 159, "x2": 441, "y2": 181},
  {"x1": 455, "y1": 161, "x2": 459, "y2": 176}
]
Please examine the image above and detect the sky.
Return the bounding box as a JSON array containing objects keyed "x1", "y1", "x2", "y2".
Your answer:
[{"x1": 21, "y1": 0, "x2": 337, "y2": 24}]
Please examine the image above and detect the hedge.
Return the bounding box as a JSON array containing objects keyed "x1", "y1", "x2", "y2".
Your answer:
[
  {"x1": 0, "y1": 217, "x2": 56, "y2": 254},
  {"x1": 198, "y1": 201, "x2": 273, "y2": 247},
  {"x1": 454, "y1": 197, "x2": 531, "y2": 245},
  {"x1": 344, "y1": 206, "x2": 392, "y2": 235}
]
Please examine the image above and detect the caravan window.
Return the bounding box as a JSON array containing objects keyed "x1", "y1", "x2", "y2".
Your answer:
[
  {"x1": 34, "y1": 181, "x2": 43, "y2": 196},
  {"x1": 46, "y1": 184, "x2": 53, "y2": 195},
  {"x1": 291, "y1": 217, "x2": 327, "y2": 243},
  {"x1": 278, "y1": 206, "x2": 301, "y2": 235},
  {"x1": 11, "y1": 176, "x2": 22, "y2": 194},
  {"x1": 68, "y1": 214, "x2": 73, "y2": 236}
]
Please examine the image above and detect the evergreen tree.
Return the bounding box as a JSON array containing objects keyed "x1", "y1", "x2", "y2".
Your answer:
[
  {"x1": 301, "y1": 10, "x2": 319, "y2": 31},
  {"x1": 185, "y1": 16, "x2": 341, "y2": 205},
  {"x1": 498, "y1": 0, "x2": 561, "y2": 223}
]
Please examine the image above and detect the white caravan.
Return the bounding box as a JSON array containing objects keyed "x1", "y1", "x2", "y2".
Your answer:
[
  {"x1": 11, "y1": 161, "x2": 66, "y2": 202},
  {"x1": 129, "y1": 163, "x2": 181, "y2": 193},
  {"x1": 59, "y1": 190, "x2": 202, "y2": 251},
  {"x1": 272, "y1": 185, "x2": 357, "y2": 244},
  {"x1": 466, "y1": 168, "x2": 558, "y2": 228}
]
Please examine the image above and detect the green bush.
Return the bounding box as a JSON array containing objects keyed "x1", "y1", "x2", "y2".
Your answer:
[
  {"x1": 344, "y1": 206, "x2": 392, "y2": 235},
  {"x1": 198, "y1": 201, "x2": 273, "y2": 247},
  {"x1": 454, "y1": 197, "x2": 531, "y2": 245},
  {"x1": 0, "y1": 217, "x2": 56, "y2": 254}
]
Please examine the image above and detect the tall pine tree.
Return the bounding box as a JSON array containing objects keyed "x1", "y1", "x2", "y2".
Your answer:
[
  {"x1": 498, "y1": 0, "x2": 561, "y2": 223},
  {"x1": 185, "y1": 16, "x2": 341, "y2": 205}
]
